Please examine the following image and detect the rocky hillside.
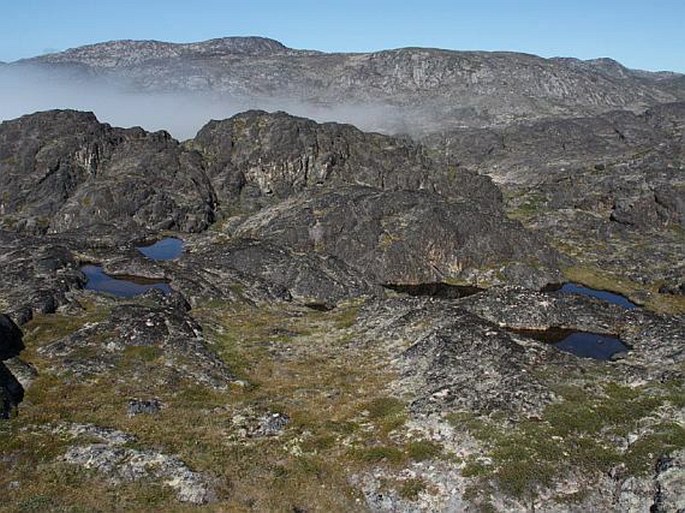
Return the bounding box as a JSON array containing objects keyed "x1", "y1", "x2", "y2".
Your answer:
[
  {"x1": 0, "y1": 38, "x2": 684, "y2": 513},
  {"x1": 424, "y1": 102, "x2": 685, "y2": 299},
  {"x1": 13, "y1": 37, "x2": 685, "y2": 133}
]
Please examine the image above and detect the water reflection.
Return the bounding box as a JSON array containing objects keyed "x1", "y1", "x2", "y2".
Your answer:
[
  {"x1": 137, "y1": 237, "x2": 184, "y2": 261},
  {"x1": 512, "y1": 327, "x2": 629, "y2": 360},
  {"x1": 544, "y1": 282, "x2": 637, "y2": 309},
  {"x1": 82, "y1": 265, "x2": 172, "y2": 297}
]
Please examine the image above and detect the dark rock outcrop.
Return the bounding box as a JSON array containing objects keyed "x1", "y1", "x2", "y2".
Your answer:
[
  {"x1": 0, "y1": 314, "x2": 23, "y2": 359},
  {"x1": 0, "y1": 110, "x2": 216, "y2": 234},
  {"x1": 178, "y1": 237, "x2": 379, "y2": 306},
  {"x1": 0, "y1": 361, "x2": 24, "y2": 419},
  {"x1": 425, "y1": 102, "x2": 685, "y2": 291},
  {"x1": 234, "y1": 185, "x2": 562, "y2": 288},
  {"x1": 0, "y1": 313, "x2": 25, "y2": 419},
  {"x1": 191, "y1": 110, "x2": 500, "y2": 213}
]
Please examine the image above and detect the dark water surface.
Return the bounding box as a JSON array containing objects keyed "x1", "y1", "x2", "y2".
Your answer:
[
  {"x1": 513, "y1": 328, "x2": 630, "y2": 360},
  {"x1": 137, "y1": 237, "x2": 184, "y2": 261},
  {"x1": 82, "y1": 265, "x2": 172, "y2": 297},
  {"x1": 544, "y1": 282, "x2": 637, "y2": 309},
  {"x1": 384, "y1": 283, "x2": 483, "y2": 299}
]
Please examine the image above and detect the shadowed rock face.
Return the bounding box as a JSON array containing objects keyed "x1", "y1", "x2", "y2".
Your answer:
[
  {"x1": 0, "y1": 314, "x2": 24, "y2": 419},
  {"x1": 1, "y1": 109, "x2": 552, "y2": 291},
  {"x1": 0, "y1": 314, "x2": 23, "y2": 360},
  {"x1": 0, "y1": 110, "x2": 216, "y2": 234},
  {"x1": 0, "y1": 361, "x2": 24, "y2": 419},
  {"x1": 234, "y1": 185, "x2": 562, "y2": 288}
]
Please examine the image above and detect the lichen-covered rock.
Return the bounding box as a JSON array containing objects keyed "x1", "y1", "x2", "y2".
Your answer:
[
  {"x1": 60, "y1": 423, "x2": 216, "y2": 504},
  {"x1": 652, "y1": 451, "x2": 685, "y2": 513},
  {"x1": 39, "y1": 302, "x2": 234, "y2": 388},
  {"x1": 0, "y1": 230, "x2": 84, "y2": 324},
  {"x1": 358, "y1": 297, "x2": 560, "y2": 417},
  {"x1": 127, "y1": 398, "x2": 162, "y2": 416}
]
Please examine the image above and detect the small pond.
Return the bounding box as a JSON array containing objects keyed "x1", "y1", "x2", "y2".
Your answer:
[
  {"x1": 137, "y1": 237, "x2": 184, "y2": 261},
  {"x1": 81, "y1": 265, "x2": 172, "y2": 298},
  {"x1": 513, "y1": 327, "x2": 630, "y2": 360},
  {"x1": 384, "y1": 283, "x2": 483, "y2": 299},
  {"x1": 543, "y1": 282, "x2": 637, "y2": 309}
]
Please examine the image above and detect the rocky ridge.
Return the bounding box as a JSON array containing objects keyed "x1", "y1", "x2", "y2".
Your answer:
[{"x1": 12, "y1": 37, "x2": 685, "y2": 133}]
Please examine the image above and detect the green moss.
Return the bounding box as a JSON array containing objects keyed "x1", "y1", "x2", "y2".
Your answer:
[
  {"x1": 507, "y1": 192, "x2": 548, "y2": 221},
  {"x1": 456, "y1": 381, "x2": 680, "y2": 501},
  {"x1": 397, "y1": 477, "x2": 427, "y2": 500},
  {"x1": 406, "y1": 439, "x2": 443, "y2": 461},
  {"x1": 122, "y1": 345, "x2": 163, "y2": 363},
  {"x1": 461, "y1": 459, "x2": 491, "y2": 478},
  {"x1": 366, "y1": 397, "x2": 405, "y2": 419},
  {"x1": 351, "y1": 445, "x2": 406, "y2": 465},
  {"x1": 624, "y1": 423, "x2": 685, "y2": 475},
  {"x1": 17, "y1": 495, "x2": 56, "y2": 513},
  {"x1": 332, "y1": 303, "x2": 360, "y2": 329},
  {"x1": 364, "y1": 396, "x2": 407, "y2": 434}
]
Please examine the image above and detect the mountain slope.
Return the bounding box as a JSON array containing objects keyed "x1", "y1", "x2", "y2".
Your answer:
[{"x1": 15, "y1": 37, "x2": 685, "y2": 133}]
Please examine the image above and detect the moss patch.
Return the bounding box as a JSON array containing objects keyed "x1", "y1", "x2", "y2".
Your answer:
[{"x1": 451, "y1": 380, "x2": 685, "y2": 501}]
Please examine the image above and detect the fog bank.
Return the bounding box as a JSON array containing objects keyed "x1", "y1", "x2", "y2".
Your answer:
[{"x1": 0, "y1": 65, "x2": 415, "y2": 139}]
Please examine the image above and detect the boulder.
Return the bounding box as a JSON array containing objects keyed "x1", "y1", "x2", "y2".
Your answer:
[{"x1": 0, "y1": 314, "x2": 23, "y2": 360}]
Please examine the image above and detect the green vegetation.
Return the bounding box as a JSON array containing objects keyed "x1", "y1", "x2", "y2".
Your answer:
[
  {"x1": 1, "y1": 298, "x2": 445, "y2": 512},
  {"x1": 507, "y1": 191, "x2": 549, "y2": 221},
  {"x1": 397, "y1": 477, "x2": 428, "y2": 500},
  {"x1": 449, "y1": 381, "x2": 685, "y2": 501}
]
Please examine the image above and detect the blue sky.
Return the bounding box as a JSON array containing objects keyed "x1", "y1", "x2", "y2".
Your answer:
[{"x1": 2, "y1": 0, "x2": 684, "y2": 72}]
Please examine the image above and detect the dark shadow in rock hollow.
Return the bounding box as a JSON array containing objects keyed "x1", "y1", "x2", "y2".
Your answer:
[{"x1": 384, "y1": 283, "x2": 483, "y2": 300}]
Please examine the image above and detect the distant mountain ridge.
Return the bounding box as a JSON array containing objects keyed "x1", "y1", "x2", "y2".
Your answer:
[{"x1": 11, "y1": 36, "x2": 685, "y2": 134}]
